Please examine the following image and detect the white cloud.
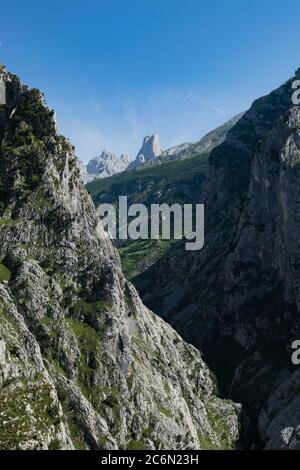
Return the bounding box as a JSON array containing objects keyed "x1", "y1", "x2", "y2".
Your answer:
[{"x1": 211, "y1": 105, "x2": 225, "y2": 115}]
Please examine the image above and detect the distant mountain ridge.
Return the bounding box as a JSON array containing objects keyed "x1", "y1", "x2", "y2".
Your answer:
[
  {"x1": 128, "y1": 114, "x2": 244, "y2": 171},
  {"x1": 80, "y1": 115, "x2": 243, "y2": 181},
  {"x1": 163, "y1": 113, "x2": 244, "y2": 161},
  {"x1": 79, "y1": 151, "x2": 131, "y2": 183}
]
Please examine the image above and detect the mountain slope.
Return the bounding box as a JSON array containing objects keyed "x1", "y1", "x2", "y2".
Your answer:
[
  {"x1": 135, "y1": 69, "x2": 300, "y2": 449},
  {"x1": 0, "y1": 66, "x2": 241, "y2": 450},
  {"x1": 162, "y1": 113, "x2": 244, "y2": 162}
]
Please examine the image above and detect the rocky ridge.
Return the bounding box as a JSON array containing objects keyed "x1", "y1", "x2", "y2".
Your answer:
[
  {"x1": 79, "y1": 151, "x2": 131, "y2": 184},
  {"x1": 163, "y1": 113, "x2": 244, "y2": 161}
]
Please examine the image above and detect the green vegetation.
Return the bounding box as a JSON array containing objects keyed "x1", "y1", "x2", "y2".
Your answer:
[
  {"x1": 0, "y1": 218, "x2": 16, "y2": 226},
  {"x1": 0, "y1": 262, "x2": 11, "y2": 283},
  {"x1": 0, "y1": 301, "x2": 18, "y2": 333},
  {"x1": 118, "y1": 238, "x2": 171, "y2": 279},
  {"x1": 195, "y1": 398, "x2": 238, "y2": 450},
  {"x1": 0, "y1": 382, "x2": 61, "y2": 450},
  {"x1": 72, "y1": 299, "x2": 111, "y2": 316},
  {"x1": 65, "y1": 318, "x2": 121, "y2": 424},
  {"x1": 48, "y1": 439, "x2": 62, "y2": 450},
  {"x1": 67, "y1": 317, "x2": 100, "y2": 390},
  {"x1": 158, "y1": 407, "x2": 173, "y2": 419},
  {"x1": 0, "y1": 87, "x2": 66, "y2": 217},
  {"x1": 132, "y1": 337, "x2": 153, "y2": 356},
  {"x1": 127, "y1": 439, "x2": 145, "y2": 450},
  {"x1": 67, "y1": 318, "x2": 99, "y2": 349},
  {"x1": 204, "y1": 398, "x2": 236, "y2": 450},
  {"x1": 87, "y1": 151, "x2": 208, "y2": 203},
  {"x1": 197, "y1": 429, "x2": 220, "y2": 450},
  {"x1": 67, "y1": 421, "x2": 87, "y2": 450}
]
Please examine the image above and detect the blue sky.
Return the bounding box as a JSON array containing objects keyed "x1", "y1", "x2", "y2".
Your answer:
[{"x1": 1, "y1": 0, "x2": 300, "y2": 161}]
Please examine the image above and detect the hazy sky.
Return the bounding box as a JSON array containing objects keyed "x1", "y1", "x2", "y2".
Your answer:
[{"x1": 1, "y1": 0, "x2": 300, "y2": 162}]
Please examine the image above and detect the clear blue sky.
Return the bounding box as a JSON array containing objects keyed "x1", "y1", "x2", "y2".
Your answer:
[{"x1": 1, "y1": 0, "x2": 300, "y2": 161}]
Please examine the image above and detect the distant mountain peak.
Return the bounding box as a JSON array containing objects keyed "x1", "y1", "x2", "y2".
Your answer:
[
  {"x1": 128, "y1": 133, "x2": 162, "y2": 170},
  {"x1": 80, "y1": 150, "x2": 131, "y2": 183},
  {"x1": 138, "y1": 133, "x2": 162, "y2": 161}
]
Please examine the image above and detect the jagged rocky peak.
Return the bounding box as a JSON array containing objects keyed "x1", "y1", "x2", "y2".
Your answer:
[
  {"x1": 128, "y1": 133, "x2": 162, "y2": 170},
  {"x1": 0, "y1": 64, "x2": 27, "y2": 107},
  {"x1": 87, "y1": 150, "x2": 118, "y2": 173},
  {"x1": 138, "y1": 133, "x2": 162, "y2": 161},
  {"x1": 120, "y1": 153, "x2": 131, "y2": 163},
  {"x1": 0, "y1": 66, "x2": 242, "y2": 450},
  {"x1": 80, "y1": 151, "x2": 131, "y2": 183}
]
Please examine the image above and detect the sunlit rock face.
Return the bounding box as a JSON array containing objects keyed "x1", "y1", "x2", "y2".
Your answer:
[
  {"x1": 128, "y1": 134, "x2": 162, "y2": 170},
  {"x1": 0, "y1": 78, "x2": 5, "y2": 105},
  {"x1": 79, "y1": 152, "x2": 131, "y2": 183}
]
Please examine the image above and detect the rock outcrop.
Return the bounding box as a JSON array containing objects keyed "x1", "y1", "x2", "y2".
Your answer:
[
  {"x1": 135, "y1": 68, "x2": 300, "y2": 449},
  {"x1": 0, "y1": 72, "x2": 5, "y2": 105},
  {"x1": 128, "y1": 134, "x2": 162, "y2": 170},
  {"x1": 0, "y1": 66, "x2": 242, "y2": 450}
]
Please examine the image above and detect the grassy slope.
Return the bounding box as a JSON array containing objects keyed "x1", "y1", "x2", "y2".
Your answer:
[{"x1": 0, "y1": 263, "x2": 11, "y2": 283}]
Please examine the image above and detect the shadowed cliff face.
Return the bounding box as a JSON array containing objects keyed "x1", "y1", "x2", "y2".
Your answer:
[
  {"x1": 0, "y1": 66, "x2": 242, "y2": 450},
  {"x1": 135, "y1": 70, "x2": 300, "y2": 449}
]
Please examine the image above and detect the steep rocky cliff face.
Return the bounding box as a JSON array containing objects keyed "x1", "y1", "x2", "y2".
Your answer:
[
  {"x1": 0, "y1": 66, "x2": 242, "y2": 450},
  {"x1": 136, "y1": 70, "x2": 300, "y2": 449}
]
